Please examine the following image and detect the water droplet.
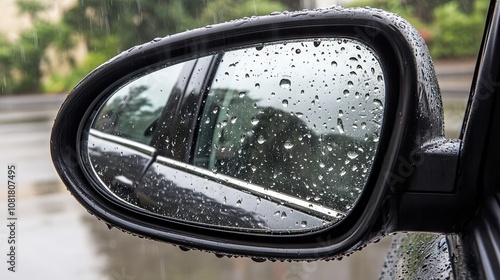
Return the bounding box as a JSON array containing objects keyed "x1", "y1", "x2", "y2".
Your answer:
[
  {"x1": 349, "y1": 57, "x2": 358, "y2": 62},
  {"x1": 251, "y1": 165, "x2": 257, "y2": 172},
  {"x1": 282, "y1": 99, "x2": 288, "y2": 107},
  {"x1": 348, "y1": 81, "x2": 354, "y2": 88},
  {"x1": 255, "y1": 83, "x2": 260, "y2": 89},
  {"x1": 295, "y1": 112, "x2": 303, "y2": 118},
  {"x1": 251, "y1": 117, "x2": 259, "y2": 125},
  {"x1": 373, "y1": 99, "x2": 383, "y2": 109},
  {"x1": 377, "y1": 75, "x2": 383, "y2": 82},
  {"x1": 347, "y1": 151, "x2": 359, "y2": 159},
  {"x1": 284, "y1": 141, "x2": 294, "y2": 149},
  {"x1": 331, "y1": 61, "x2": 338, "y2": 67},
  {"x1": 256, "y1": 45, "x2": 264, "y2": 51},
  {"x1": 361, "y1": 122, "x2": 367, "y2": 129},
  {"x1": 313, "y1": 39, "x2": 321, "y2": 47},
  {"x1": 300, "y1": 221, "x2": 307, "y2": 227},
  {"x1": 213, "y1": 107, "x2": 219, "y2": 114},
  {"x1": 239, "y1": 92, "x2": 246, "y2": 98},
  {"x1": 319, "y1": 162, "x2": 325, "y2": 168},
  {"x1": 279, "y1": 78, "x2": 291, "y2": 89},
  {"x1": 281, "y1": 212, "x2": 287, "y2": 219},
  {"x1": 338, "y1": 110, "x2": 344, "y2": 117},
  {"x1": 236, "y1": 199, "x2": 242, "y2": 206},
  {"x1": 295, "y1": 49, "x2": 301, "y2": 54},
  {"x1": 231, "y1": 116, "x2": 237, "y2": 124},
  {"x1": 257, "y1": 135, "x2": 266, "y2": 144},
  {"x1": 343, "y1": 89, "x2": 349, "y2": 96}
]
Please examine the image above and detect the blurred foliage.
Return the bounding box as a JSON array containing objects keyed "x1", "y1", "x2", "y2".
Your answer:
[
  {"x1": 348, "y1": 0, "x2": 488, "y2": 58},
  {"x1": 431, "y1": 0, "x2": 489, "y2": 58},
  {"x1": 48, "y1": 0, "x2": 292, "y2": 94}
]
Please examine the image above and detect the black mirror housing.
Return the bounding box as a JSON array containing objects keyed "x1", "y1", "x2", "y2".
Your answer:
[{"x1": 51, "y1": 7, "x2": 446, "y2": 261}]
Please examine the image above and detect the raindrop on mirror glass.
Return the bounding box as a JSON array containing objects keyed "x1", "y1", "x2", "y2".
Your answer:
[
  {"x1": 313, "y1": 39, "x2": 321, "y2": 47},
  {"x1": 279, "y1": 79, "x2": 291, "y2": 89},
  {"x1": 282, "y1": 99, "x2": 289, "y2": 107},
  {"x1": 239, "y1": 92, "x2": 246, "y2": 98},
  {"x1": 255, "y1": 83, "x2": 260, "y2": 89},
  {"x1": 257, "y1": 135, "x2": 266, "y2": 144},
  {"x1": 251, "y1": 117, "x2": 259, "y2": 125},
  {"x1": 284, "y1": 141, "x2": 294, "y2": 149}
]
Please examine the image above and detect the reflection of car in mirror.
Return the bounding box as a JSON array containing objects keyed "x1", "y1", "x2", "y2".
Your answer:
[{"x1": 83, "y1": 38, "x2": 385, "y2": 232}]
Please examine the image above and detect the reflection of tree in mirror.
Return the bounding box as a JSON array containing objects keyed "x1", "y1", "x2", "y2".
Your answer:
[
  {"x1": 92, "y1": 85, "x2": 164, "y2": 144},
  {"x1": 196, "y1": 88, "x2": 375, "y2": 212}
]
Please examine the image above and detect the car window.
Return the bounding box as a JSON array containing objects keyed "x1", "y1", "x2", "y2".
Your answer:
[
  {"x1": 193, "y1": 39, "x2": 386, "y2": 212},
  {"x1": 91, "y1": 62, "x2": 186, "y2": 145}
]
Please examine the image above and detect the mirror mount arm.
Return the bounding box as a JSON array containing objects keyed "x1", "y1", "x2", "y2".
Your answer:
[{"x1": 394, "y1": 138, "x2": 466, "y2": 233}]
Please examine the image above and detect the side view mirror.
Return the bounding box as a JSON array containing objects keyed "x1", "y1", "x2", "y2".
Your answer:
[{"x1": 51, "y1": 7, "x2": 460, "y2": 261}]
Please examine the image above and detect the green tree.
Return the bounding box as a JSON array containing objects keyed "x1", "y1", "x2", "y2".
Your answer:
[
  {"x1": 63, "y1": 0, "x2": 201, "y2": 52},
  {"x1": 199, "y1": 0, "x2": 286, "y2": 24}
]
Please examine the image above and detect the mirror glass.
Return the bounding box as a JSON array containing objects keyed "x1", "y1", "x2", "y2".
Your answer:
[{"x1": 83, "y1": 38, "x2": 386, "y2": 233}]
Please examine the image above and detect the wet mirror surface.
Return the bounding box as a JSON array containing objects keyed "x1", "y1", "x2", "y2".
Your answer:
[{"x1": 84, "y1": 38, "x2": 386, "y2": 232}]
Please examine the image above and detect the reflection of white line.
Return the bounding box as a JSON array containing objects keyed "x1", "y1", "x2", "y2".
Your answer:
[
  {"x1": 89, "y1": 129, "x2": 156, "y2": 156},
  {"x1": 156, "y1": 155, "x2": 346, "y2": 220}
]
